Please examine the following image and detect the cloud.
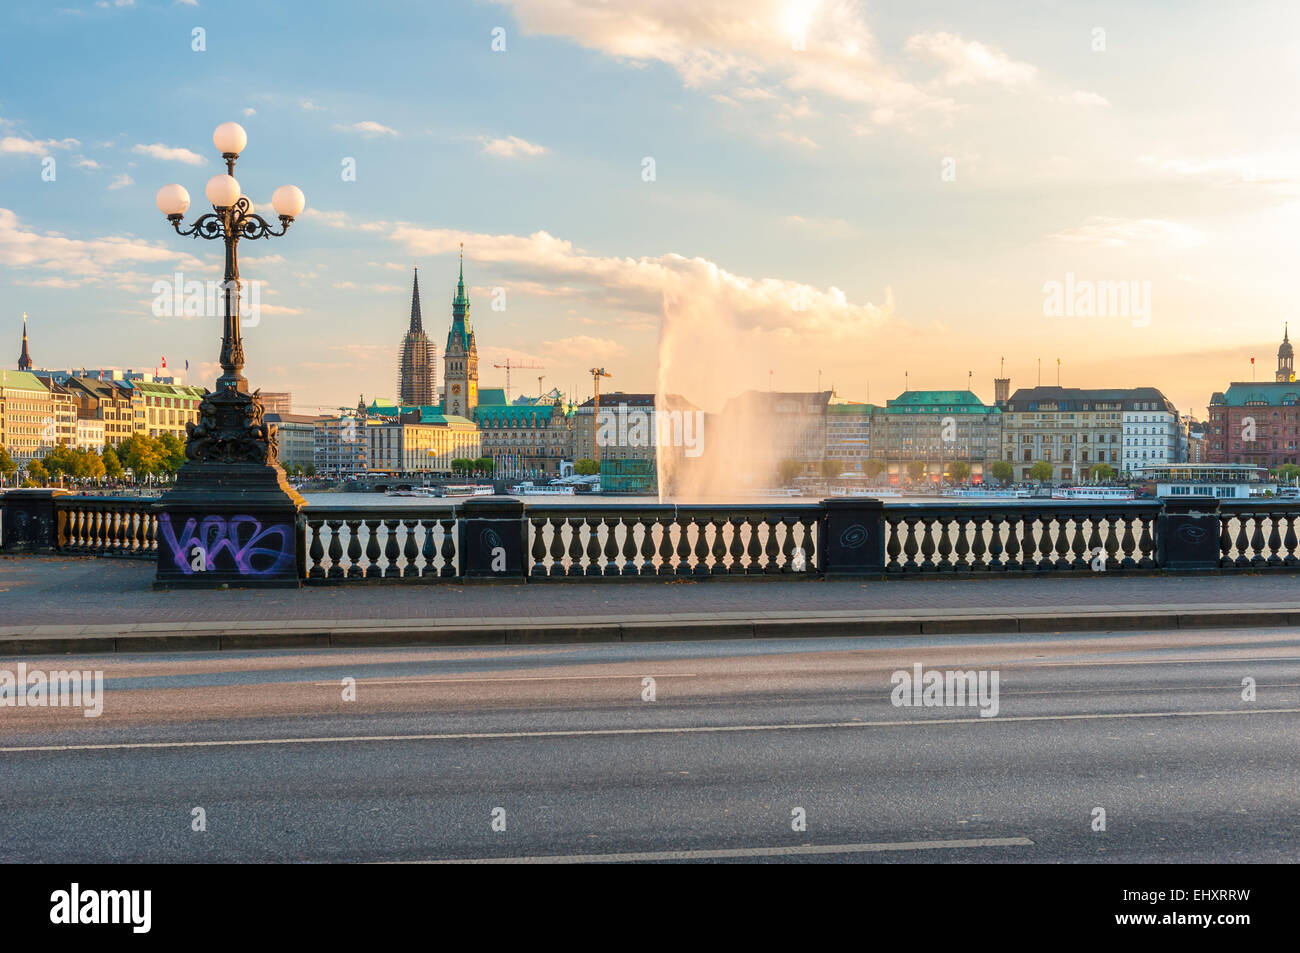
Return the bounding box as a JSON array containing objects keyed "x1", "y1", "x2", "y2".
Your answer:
[
  {"x1": 783, "y1": 214, "x2": 860, "y2": 238},
  {"x1": 242, "y1": 107, "x2": 256, "y2": 116},
  {"x1": 1046, "y1": 216, "x2": 1205, "y2": 249},
  {"x1": 0, "y1": 135, "x2": 80, "y2": 155},
  {"x1": 541, "y1": 335, "x2": 626, "y2": 362},
  {"x1": 337, "y1": 120, "x2": 397, "y2": 137},
  {"x1": 478, "y1": 135, "x2": 548, "y2": 158},
  {"x1": 299, "y1": 99, "x2": 325, "y2": 112},
  {"x1": 497, "y1": 0, "x2": 951, "y2": 124},
  {"x1": 905, "y1": 32, "x2": 1037, "y2": 86},
  {"x1": 108, "y1": 173, "x2": 133, "y2": 190},
  {"x1": 132, "y1": 142, "x2": 204, "y2": 164},
  {"x1": 1057, "y1": 89, "x2": 1110, "y2": 107},
  {"x1": 0, "y1": 207, "x2": 201, "y2": 284},
  {"x1": 75, "y1": 157, "x2": 100, "y2": 169},
  {"x1": 386, "y1": 224, "x2": 893, "y2": 337}
]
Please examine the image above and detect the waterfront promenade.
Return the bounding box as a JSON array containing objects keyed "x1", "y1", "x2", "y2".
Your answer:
[{"x1": 3, "y1": 554, "x2": 1299, "y2": 655}]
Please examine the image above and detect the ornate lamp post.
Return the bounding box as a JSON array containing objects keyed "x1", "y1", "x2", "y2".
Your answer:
[{"x1": 151, "y1": 121, "x2": 307, "y2": 589}]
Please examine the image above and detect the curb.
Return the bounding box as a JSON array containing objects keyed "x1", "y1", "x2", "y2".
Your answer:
[{"x1": 0, "y1": 607, "x2": 1297, "y2": 657}]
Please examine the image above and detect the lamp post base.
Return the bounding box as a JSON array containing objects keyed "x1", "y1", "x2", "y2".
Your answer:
[{"x1": 153, "y1": 385, "x2": 306, "y2": 589}]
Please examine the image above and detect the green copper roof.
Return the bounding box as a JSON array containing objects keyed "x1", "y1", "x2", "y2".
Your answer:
[
  {"x1": 477, "y1": 387, "x2": 507, "y2": 406},
  {"x1": 885, "y1": 389, "x2": 999, "y2": 414},
  {"x1": 1217, "y1": 382, "x2": 1300, "y2": 407},
  {"x1": 0, "y1": 369, "x2": 48, "y2": 391},
  {"x1": 447, "y1": 251, "x2": 473, "y2": 352},
  {"x1": 474, "y1": 403, "x2": 557, "y2": 427}
]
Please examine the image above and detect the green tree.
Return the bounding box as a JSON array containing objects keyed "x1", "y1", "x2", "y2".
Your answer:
[
  {"x1": 1029, "y1": 460, "x2": 1054, "y2": 482},
  {"x1": 118, "y1": 433, "x2": 163, "y2": 478},
  {"x1": 158, "y1": 432, "x2": 186, "y2": 474},
  {"x1": 863, "y1": 459, "x2": 887, "y2": 480},
  {"x1": 27, "y1": 460, "x2": 49, "y2": 484},
  {"x1": 776, "y1": 458, "x2": 803, "y2": 486},
  {"x1": 820, "y1": 458, "x2": 841, "y2": 482},
  {"x1": 474, "y1": 457, "x2": 494, "y2": 474},
  {"x1": 1092, "y1": 462, "x2": 1117, "y2": 482},
  {"x1": 574, "y1": 458, "x2": 599, "y2": 476},
  {"x1": 906, "y1": 461, "x2": 926, "y2": 482},
  {"x1": 304, "y1": 463, "x2": 316, "y2": 477},
  {"x1": 1275, "y1": 463, "x2": 1300, "y2": 483},
  {"x1": 101, "y1": 448, "x2": 123, "y2": 480},
  {"x1": 947, "y1": 460, "x2": 970, "y2": 483},
  {"x1": 0, "y1": 447, "x2": 16, "y2": 480},
  {"x1": 989, "y1": 460, "x2": 1014, "y2": 485}
]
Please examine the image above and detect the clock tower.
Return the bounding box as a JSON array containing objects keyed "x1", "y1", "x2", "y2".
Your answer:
[{"x1": 443, "y1": 246, "x2": 478, "y2": 416}]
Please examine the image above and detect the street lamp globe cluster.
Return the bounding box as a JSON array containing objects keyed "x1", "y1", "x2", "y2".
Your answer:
[{"x1": 154, "y1": 121, "x2": 304, "y2": 468}]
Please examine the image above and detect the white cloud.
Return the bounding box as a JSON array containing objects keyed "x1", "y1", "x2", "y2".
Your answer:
[
  {"x1": 783, "y1": 214, "x2": 860, "y2": 238},
  {"x1": 0, "y1": 207, "x2": 201, "y2": 285},
  {"x1": 478, "y1": 135, "x2": 548, "y2": 158},
  {"x1": 108, "y1": 173, "x2": 133, "y2": 190},
  {"x1": 75, "y1": 157, "x2": 100, "y2": 169},
  {"x1": 242, "y1": 107, "x2": 256, "y2": 116},
  {"x1": 1046, "y1": 216, "x2": 1205, "y2": 249},
  {"x1": 1057, "y1": 89, "x2": 1110, "y2": 107},
  {"x1": 0, "y1": 135, "x2": 80, "y2": 155},
  {"x1": 386, "y1": 224, "x2": 893, "y2": 338},
  {"x1": 905, "y1": 32, "x2": 1037, "y2": 87},
  {"x1": 299, "y1": 99, "x2": 325, "y2": 112},
  {"x1": 132, "y1": 142, "x2": 204, "y2": 165},
  {"x1": 337, "y1": 120, "x2": 398, "y2": 137},
  {"x1": 497, "y1": 0, "x2": 951, "y2": 124}
]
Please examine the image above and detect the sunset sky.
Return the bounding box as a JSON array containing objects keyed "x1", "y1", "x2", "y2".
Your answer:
[{"x1": 2, "y1": 0, "x2": 1298, "y2": 417}]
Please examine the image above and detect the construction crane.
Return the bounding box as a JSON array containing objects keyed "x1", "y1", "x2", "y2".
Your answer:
[
  {"x1": 492, "y1": 358, "x2": 544, "y2": 402},
  {"x1": 589, "y1": 367, "x2": 612, "y2": 467},
  {"x1": 536, "y1": 374, "x2": 546, "y2": 401}
]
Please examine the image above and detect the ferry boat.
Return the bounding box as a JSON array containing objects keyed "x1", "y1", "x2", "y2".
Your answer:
[
  {"x1": 829, "y1": 486, "x2": 901, "y2": 498},
  {"x1": 1132, "y1": 464, "x2": 1274, "y2": 500},
  {"x1": 1051, "y1": 486, "x2": 1136, "y2": 501},
  {"x1": 442, "y1": 484, "x2": 495, "y2": 497},
  {"x1": 509, "y1": 481, "x2": 576, "y2": 496},
  {"x1": 942, "y1": 487, "x2": 1031, "y2": 499},
  {"x1": 384, "y1": 486, "x2": 443, "y2": 498}
]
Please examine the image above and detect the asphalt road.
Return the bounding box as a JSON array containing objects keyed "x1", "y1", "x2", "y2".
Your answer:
[{"x1": 2, "y1": 627, "x2": 1298, "y2": 863}]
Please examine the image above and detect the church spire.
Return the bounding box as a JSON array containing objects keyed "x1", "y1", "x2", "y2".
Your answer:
[
  {"x1": 409, "y1": 267, "x2": 423, "y2": 333},
  {"x1": 17, "y1": 311, "x2": 32, "y2": 371}
]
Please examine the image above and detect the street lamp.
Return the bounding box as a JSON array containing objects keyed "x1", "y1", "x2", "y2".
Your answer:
[
  {"x1": 152, "y1": 122, "x2": 307, "y2": 589},
  {"x1": 157, "y1": 122, "x2": 305, "y2": 402}
]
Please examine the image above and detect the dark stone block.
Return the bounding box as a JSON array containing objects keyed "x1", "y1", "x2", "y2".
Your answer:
[
  {"x1": 458, "y1": 495, "x2": 525, "y2": 579},
  {"x1": 1157, "y1": 496, "x2": 1221, "y2": 571},
  {"x1": 820, "y1": 497, "x2": 886, "y2": 576},
  {"x1": 1, "y1": 489, "x2": 69, "y2": 553}
]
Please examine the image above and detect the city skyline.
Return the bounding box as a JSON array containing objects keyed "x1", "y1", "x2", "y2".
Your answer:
[{"x1": 2, "y1": 0, "x2": 1299, "y2": 418}]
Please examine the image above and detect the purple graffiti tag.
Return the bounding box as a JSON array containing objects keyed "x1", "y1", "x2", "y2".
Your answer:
[{"x1": 159, "y1": 513, "x2": 295, "y2": 576}]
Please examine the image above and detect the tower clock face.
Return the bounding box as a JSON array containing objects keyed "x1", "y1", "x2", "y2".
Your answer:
[{"x1": 452, "y1": 384, "x2": 461, "y2": 394}]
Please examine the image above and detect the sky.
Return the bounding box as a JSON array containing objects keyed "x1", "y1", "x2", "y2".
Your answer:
[{"x1": 2, "y1": 0, "x2": 1298, "y2": 418}]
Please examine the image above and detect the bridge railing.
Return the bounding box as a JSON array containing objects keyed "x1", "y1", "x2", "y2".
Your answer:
[{"x1": 4, "y1": 490, "x2": 1300, "y2": 580}]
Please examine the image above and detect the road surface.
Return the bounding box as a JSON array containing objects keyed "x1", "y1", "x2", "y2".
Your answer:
[{"x1": 2, "y1": 626, "x2": 1297, "y2": 862}]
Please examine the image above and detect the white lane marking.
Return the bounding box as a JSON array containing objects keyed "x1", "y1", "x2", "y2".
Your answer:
[
  {"x1": 309, "y1": 674, "x2": 697, "y2": 686},
  {"x1": 3, "y1": 708, "x2": 1298, "y2": 754},
  {"x1": 399, "y1": 836, "x2": 1036, "y2": 864}
]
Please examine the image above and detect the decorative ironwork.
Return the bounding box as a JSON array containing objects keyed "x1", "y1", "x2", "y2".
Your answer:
[{"x1": 164, "y1": 173, "x2": 294, "y2": 465}]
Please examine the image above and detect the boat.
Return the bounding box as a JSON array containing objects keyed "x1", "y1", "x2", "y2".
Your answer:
[
  {"x1": 1050, "y1": 486, "x2": 1136, "y2": 501},
  {"x1": 442, "y1": 484, "x2": 495, "y2": 497},
  {"x1": 509, "y1": 481, "x2": 576, "y2": 496},
  {"x1": 942, "y1": 487, "x2": 1031, "y2": 499},
  {"x1": 1132, "y1": 464, "x2": 1273, "y2": 500},
  {"x1": 829, "y1": 486, "x2": 901, "y2": 498}
]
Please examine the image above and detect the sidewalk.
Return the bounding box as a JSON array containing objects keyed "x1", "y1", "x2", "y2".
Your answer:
[{"x1": 2, "y1": 555, "x2": 1297, "y2": 655}]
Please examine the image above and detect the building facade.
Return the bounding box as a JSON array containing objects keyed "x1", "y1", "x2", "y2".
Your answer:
[
  {"x1": 825, "y1": 401, "x2": 876, "y2": 472},
  {"x1": 313, "y1": 413, "x2": 368, "y2": 477},
  {"x1": 397, "y1": 268, "x2": 436, "y2": 406},
  {"x1": 1206, "y1": 330, "x2": 1300, "y2": 468},
  {"x1": 476, "y1": 391, "x2": 573, "y2": 479},
  {"x1": 873, "y1": 390, "x2": 1001, "y2": 481},
  {"x1": 1001, "y1": 386, "x2": 1177, "y2": 482},
  {"x1": 265, "y1": 412, "x2": 320, "y2": 469},
  {"x1": 364, "y1": 412, "x2": 481, "y2": 475},
  {"x1": 0, "y1": 370, "x2": 58, "y2": 463}
]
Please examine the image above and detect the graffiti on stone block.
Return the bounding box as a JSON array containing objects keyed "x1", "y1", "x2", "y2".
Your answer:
[{"x1": 159, "y1": 514, "x2": 295, "y2": 576}]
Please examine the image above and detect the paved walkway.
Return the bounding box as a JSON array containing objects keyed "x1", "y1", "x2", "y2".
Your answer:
[{"x1": 2, "y1": 555, "x2": 1299, "y2": 655}]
